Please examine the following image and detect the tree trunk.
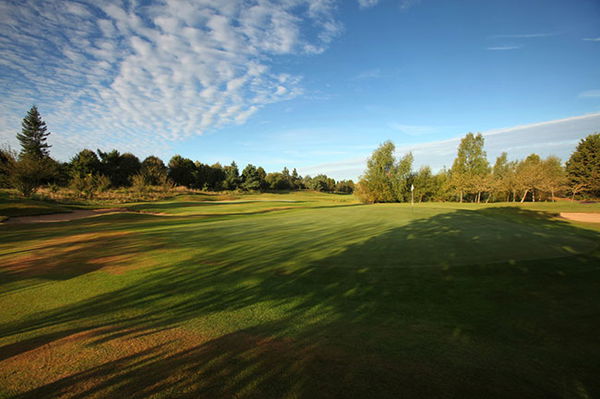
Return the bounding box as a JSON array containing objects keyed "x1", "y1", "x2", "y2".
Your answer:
[
  {"x1": 532, "y1": 189, "x2": 535, "y2": 202},
  {"x1": 459, "y1": 190, "x2": 463, "y2": 203},
  {"x1": 520, "y1": 189, "x2": 528, "y2": 203},
  {"x1": 476, "y1": 191, "x2": 481, "y2": 203},
  {"x1": 551, "y1": 188, "x2": 555, "y2": 202}
]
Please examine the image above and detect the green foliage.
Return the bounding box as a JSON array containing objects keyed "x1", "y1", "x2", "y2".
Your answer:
[
  {"x1": 223, "y1": 162, "x2": 240, "y2": 190},
  {"x1": 334, "y1": 179, "x2": 354, "y2": 194},
  {"x1": 450, "y1": 132, "x2": 490, "y2": 202},
  {"x1": 357, "y1": 141, "x2": 413, "y2": 203},
  {"x1": 412, "y1": 166, "x2": 436, "y2": 202},
  {"x1": 70, "y1": 149, "x2": 101, "y2": 178},
  {"x1": 566, "y1": 133, "x2": 600, "y2": 198},
  {"x1": 539, "y1": 156, "x2": 567, "y2": 201},
  {"x1": 514, "y1": 154, "x2": 543, "y2": 202},
  {"x1": 8, "y1": 156, "x2": 57, "y2": 197},
  {"x1": 70, "y1": 173, "x2": 111, "y2": 198},
  {"x1": 0, "y1": 147, "x2": 16, "y2": 188},
  {"x1": 168, "y1": 155, "x2": 196, "y2": 188},
  {"x1": 141, "y1": 156, "x2": 168, "y2": 185},
  {"x1": 240, "y1": 164, "x2": 263, "y2": 191},
  {"x1": 97, "y1": 150, "x2": 141, "y2": 187},
  {"x1": 16, "y1": 106, "x2": 51, "y2": 160},
  {"x1": 265, "y1": 172, "x2": 291, "y2": 190}
]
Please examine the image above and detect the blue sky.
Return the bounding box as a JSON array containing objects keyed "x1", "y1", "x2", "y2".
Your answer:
[{"x1": 1, "y1": 0, "x2": 599, "y2": 179}]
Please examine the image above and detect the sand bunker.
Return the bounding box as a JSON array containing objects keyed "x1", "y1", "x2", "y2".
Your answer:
[{"x1": 560, "y1": 212, "x2": 600, "y2": 223}]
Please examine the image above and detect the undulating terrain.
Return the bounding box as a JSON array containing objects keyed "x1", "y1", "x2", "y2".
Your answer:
[{"x1": 1, "y1": 192, "x2": 599, "y2": 398}]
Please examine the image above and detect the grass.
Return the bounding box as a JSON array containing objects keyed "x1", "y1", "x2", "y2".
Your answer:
[
  {"x1": 1, "y1": 192, "x2": 599, "y2": 398},
  {"x1": 0, "y1": 192, "x2": 72, "y2": 218}
]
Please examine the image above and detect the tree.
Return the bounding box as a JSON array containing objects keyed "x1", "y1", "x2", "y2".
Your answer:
[
  {"x1": 70, "y1": 149, "x2": 101, "y2": 178},
  {"x1": 539, "y1": 156, "x2": 566, "y2": 201},
  {"x1": 491, "y1": 152, "x2": 514, "y2": 202},
  {"x1": 357, "y1": 141, "x2": 412, "y2": 203},
  {"x1": 223, "y1": 162, "x2": 240, "y2": 190},
  {"x1": 515, "y1": 154, "x2": 543, "y2": 202},
  {"x1": 450, "y1": 133, "x2": 490, "y2": 202},
  {"x1": 168, "y1": 155, "x2": 196, "y2": 188},
  {"x1": 241, "y1": 164, "x2": 263, "y2": 191},
  {"x1": 566, "y1": 133, "x2": 600, "y2": 198},
  {"x1": 141, "y1": 156, "x2": 167, "y2": 186},
  {"x1": 17, "y1": 106, "x2": 51, "y2": 160},
  {"x1": 265, "y1": 172, "x2": 291, "y2": 190},
  {"x1": 9, "y1": 156, "x2": 57, "y2": 197},
  {"x1": 0, "y1": 147, "x2": 15, "y2": 188},
  {"x1": 412, "y1": 166, "x2": 436, "y2": 202},
  {"x1": 257, "y1": 167, "x2": 267, "y2": 190}
]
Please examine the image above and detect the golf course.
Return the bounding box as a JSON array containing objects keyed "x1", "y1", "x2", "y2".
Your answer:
[{"x1": 1, "y1": 192, "x2": 599, "y2": 398}]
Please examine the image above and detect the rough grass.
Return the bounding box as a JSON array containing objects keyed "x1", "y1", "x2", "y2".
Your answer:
[
  {"x1": 1, "y1": 192, "x2": 599, "y2": 398},
  {"x1": 0, "y1": 193, "x2": 72, "y2": 218}
]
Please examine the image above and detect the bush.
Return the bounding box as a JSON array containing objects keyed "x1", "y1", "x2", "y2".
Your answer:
[{"x1": 9, "y1": 157, "x2": 57, "y2": 197}]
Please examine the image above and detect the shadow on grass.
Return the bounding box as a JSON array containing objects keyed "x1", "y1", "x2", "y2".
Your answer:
[{"x1": 1, "y1": 208, "x2": 599, "y2": 398}]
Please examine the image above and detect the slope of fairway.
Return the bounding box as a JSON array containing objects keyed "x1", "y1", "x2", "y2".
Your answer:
[{"x1": 1, "y1": 195, "x2": 599, "y2": 398}]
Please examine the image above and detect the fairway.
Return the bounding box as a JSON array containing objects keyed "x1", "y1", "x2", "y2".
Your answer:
[{"x1": 1, "y1": 193, "x2": 599, "y2": 398}]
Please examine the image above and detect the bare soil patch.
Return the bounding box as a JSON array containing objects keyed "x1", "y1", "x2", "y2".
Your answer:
[{"x1": 560, "y1": 212, "x2": 600, "y2": 223}]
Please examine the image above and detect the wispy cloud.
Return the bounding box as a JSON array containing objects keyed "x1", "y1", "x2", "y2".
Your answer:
[
  {"x1": 487, "y1": 45, "x2": 522, "y2": 51},
  {"x1": 388, "y1": 123, "x2": 437, "y2": 136},
  {"x1": 490, "y1": 32, "x2": 556, "y2": 39},
  {"x1": 400, "y1": 0, "x2": 422, "y2": 10},
  {"x1": 301, "y1": 113, "x2": 600, "y2": 180},
  {"x1": 583, "y1": 37, "x2": 600, "y2": 42},
  {"x1": 353, "y1": 68, "x2": 383, "y2": 80},
  {"x1": 0, "y1": 0, "x2": 352, "y2": 159},
  {"x1": 358, "y1": 0, "x2": 379, "y2": 8},
  {"x1": 578, "y1": 90, "x2": 600, "y2": 98}
]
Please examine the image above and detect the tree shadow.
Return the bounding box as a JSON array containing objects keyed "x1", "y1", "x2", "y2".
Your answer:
[{"x1": 1, "y1": 207, "x2": 599, "y2": 398}]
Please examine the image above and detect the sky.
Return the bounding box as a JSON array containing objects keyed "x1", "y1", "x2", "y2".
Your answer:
[{"x1": 1, "y1": 0, "x2": 599, "y2": 180}]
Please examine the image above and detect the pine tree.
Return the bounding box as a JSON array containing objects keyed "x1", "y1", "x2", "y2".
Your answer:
[
  {"x1": 566, "y1": 133, "x2": 600, "y2": 198},
  {"x1": 17, "y1": 106, "x2": 51, "y2": 159}
]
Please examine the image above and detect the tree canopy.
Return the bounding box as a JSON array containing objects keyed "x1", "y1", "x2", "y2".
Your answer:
[
  {"x1": 17, "y1": 106, "x2": 51, "y2": 160},
  {"x1": 566, "y1": 133, "x2": 600, "y2": 198}
]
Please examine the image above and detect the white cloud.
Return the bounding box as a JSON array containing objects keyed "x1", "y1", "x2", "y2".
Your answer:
[
  {"x1": 358, "y1": 0, "x2": 379, "y2": 8},
  {"x1": 0, "y1": 0, "x2": 344, "y2": 160},
  {"x1": 300, "y1": 113, "x2": 600, "y2": 180},
  {"x1": 400, "y1": 0, "x2": 422, "y2": 10},
  {"x1": 388, "y1": 123, "x2": 436, "y2": 136},
  {"x1": 490, "y1": 33, "x2": 556, "y2": 39},
  {"x1": 487, "y1": 45, "x2": 522, "y2": 51},
  {"x1": 583, "y1": 37, "x2": 600, "y2": 42},
  {"x1": 579, "y1": 90, "x2": 600, "y2": 98},
  {"x1": 353, "y1": 68, "x2": 383, "y2": 80}
]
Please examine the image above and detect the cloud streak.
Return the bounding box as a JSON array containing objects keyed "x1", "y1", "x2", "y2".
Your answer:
[
  {"x1": 486, "y1": 45, "x2": 522, "y2": 51},
  {"x1": 0, "y1": 0, "x2": 349, "y2": 159},
  {"x1": 301, "y1": 113, "x2": 600, "y2": 180},
  {"x1": 578, "y1": 90, "x2": 600, "y2": 98}
]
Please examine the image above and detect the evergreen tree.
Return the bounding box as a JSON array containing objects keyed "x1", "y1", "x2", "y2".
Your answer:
[
  {"x1": 566, "y1": 133, "x2": 600, "y2": 198},
  {"x1": 241, "y1": 164, "x2": 262, "y2": 191},
  {"x1": 17, "y1": 106, "x2": 51, "y2": 159}
]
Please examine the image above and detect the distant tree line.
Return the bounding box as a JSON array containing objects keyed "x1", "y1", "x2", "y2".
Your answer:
[
  {"x1": 357, "y1": 132, "x2": 600, "y2": 203},
  {"x1": 0, "y1": 107, "x2": 355, "y2": 197}
]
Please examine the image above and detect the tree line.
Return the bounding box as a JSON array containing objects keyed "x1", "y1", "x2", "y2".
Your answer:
[
  {"x1": 0, "y1": 107, "x2": 354, "y2": 197},
  {"x1": 357, "y1": 132, "x2": 600, "y2": 203}
]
